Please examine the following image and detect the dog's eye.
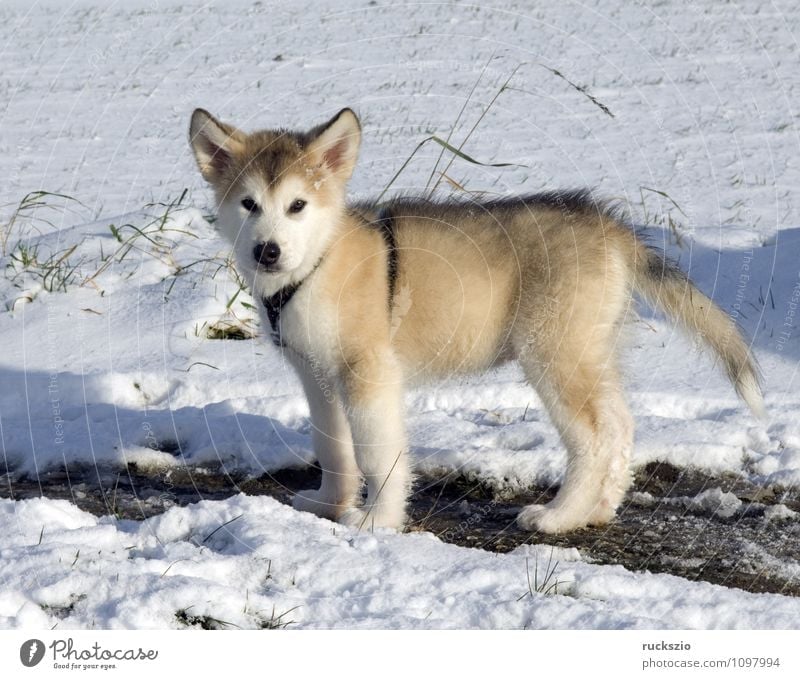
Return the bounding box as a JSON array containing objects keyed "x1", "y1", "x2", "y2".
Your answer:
[
  {"x1": 241, "y1": 197, "x2": 259, "y2": 213},
  {"x1": 288, "y1": 198, "x2": 307, "y2": 214}
]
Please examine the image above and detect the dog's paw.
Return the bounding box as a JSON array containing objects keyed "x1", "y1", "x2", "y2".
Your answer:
[
  {"x1": 586, "y1": 501, "x2": 616, "y2": 527},
  {"x1": 338, "y1": 505, "x2": 405, "y2": 531},
  {"x1": 292, "y1": 489, "x2": 341, "y2": 520},
  {"x1": 516, "y1": 504, "x2": 587, "y2": 534}
]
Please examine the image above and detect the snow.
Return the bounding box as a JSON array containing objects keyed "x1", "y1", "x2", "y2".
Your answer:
[
  {"x1": 2, "y1": 495, "x2": 798, "y2": 630},
  {"x1": 1, "y1": 0, "x2": 799, "y2": 629}
]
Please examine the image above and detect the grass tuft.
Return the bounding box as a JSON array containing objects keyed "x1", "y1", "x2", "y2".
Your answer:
[
  {"x1": 1, "y1": 190, "x2": 87, "y2": 256},
  {"x1": 205, "y1": 321, "x2": 255, "y2": 341},
  {"x1": 175, "y1": 608, "x2": 241, "y2": 630},
  {"x1": 378, "y1": 62, "x2": 526, "y2": 203},
  {"x1": 639, "y1": 186, "x2": 688, "y2": 246},
  {"x1": 256, "y1": 605, "x2": 300, "y2": 630},
  {"x1": 517, "y1": 549, "x2": 563, "y2": 599}
]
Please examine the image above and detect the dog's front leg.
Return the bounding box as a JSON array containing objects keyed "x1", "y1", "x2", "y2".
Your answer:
[
  {"x1": 289, "y1": 353, "x2": 362, "y2": 520},
  {"x1": 338, "y1": 349, "x2": 411, "y2": 530}
]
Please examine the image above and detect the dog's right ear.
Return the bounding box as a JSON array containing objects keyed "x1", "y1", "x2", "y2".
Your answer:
[{"x1": 189, "y1": 109, "x2": 245, "y2": 182}]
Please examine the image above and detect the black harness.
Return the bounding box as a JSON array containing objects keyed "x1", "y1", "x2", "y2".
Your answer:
[
  {"x1": 261, "y1": 273, "x2": 311, "y2": 347},
  {"x1": 375, "y1": 205, "x2": 398, "y2": 305},
  {"x1": 261, "y1": 206, "x2": 398, "y2": 347}
]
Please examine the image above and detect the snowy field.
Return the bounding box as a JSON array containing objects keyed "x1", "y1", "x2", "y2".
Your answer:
[{"x1": 0, "y1": 0, "x2": 799, "y2": 629}]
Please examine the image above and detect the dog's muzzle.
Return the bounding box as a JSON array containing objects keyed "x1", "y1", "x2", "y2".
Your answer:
[{"x1": 253, "y1": 241, "x2": 281, "y2": 270}]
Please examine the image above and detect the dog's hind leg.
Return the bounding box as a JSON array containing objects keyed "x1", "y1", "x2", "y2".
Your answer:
[
  {"x1": 516, "y1": 350, "x2": 633, "y2": 534},
  {"x1": 337, "y1": 348, "x2": 411, "y2": 530},
  {"x1": 513, "y1": 232, "x2": 636, "y2": 533},
  {"x1": 589, "y1": 384, "x2": 634, "y2": 526},
  {"x1": 290, "y1": 354, "x2": 362, "y2": 520},
  {"x1": 513, "y1": 247, "x2": 635, "y2": 534}
]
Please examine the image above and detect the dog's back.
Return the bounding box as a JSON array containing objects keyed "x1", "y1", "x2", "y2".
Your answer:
[{"x1": 356, "y1": 192, "x2": 634, "y2": 382}]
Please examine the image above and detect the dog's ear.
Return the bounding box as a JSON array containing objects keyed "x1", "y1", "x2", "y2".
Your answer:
[
  {"x1": 189, "y1": 109, "x2": 245, "y2": 182},
  {"x1": 306, "y1": 108, "x2": 361, "y2": 181}
]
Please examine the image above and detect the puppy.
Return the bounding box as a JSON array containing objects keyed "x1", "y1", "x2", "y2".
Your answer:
[{"x1": 189, "y1": 107, "x2": 763, "y2": 533}]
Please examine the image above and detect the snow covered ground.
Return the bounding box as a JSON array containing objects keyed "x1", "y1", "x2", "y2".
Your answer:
[
  {"x1": 3, "y1": 494, "x2": 800, "y2": 630},
  {"x1": 0, "y1": 0, "x2": 799, "y2": 629}
]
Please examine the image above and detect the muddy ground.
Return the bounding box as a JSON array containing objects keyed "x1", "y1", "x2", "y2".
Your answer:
[{"x1": 2, "y1": 460, "x2": 798, "y2": 597}]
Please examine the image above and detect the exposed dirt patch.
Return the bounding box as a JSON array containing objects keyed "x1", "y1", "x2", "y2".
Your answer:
[
  {"x1": 2, "y1": 461, "x2": 798, "y2": 597},
  {"x1": 407, "y1": 462, "x2": 800, "y2": 597}
]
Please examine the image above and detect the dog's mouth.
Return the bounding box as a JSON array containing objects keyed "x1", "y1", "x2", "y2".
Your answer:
[{"x1": 255, "y1": 262, "x2": 282, "y2": 274}]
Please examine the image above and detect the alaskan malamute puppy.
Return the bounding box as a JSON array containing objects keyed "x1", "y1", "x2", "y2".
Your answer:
[{"x1": 189, "y1": 107, "x2": 763, "y2": 534}]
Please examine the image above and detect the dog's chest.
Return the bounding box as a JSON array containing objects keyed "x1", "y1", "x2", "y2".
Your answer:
[{"x1": 260, "y1": 284, "x2": 339, "y2": 365}]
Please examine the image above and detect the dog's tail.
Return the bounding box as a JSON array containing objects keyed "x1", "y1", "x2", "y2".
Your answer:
[{"x1": 631, "y1": 242, "x2": 765, "y2": 418}]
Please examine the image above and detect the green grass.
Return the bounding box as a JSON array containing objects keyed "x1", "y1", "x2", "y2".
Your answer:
[
  {"x1": 5, "y1": 240, "x2": 83, "y2": 293},
  {"x1": 1, "y1": 190, "x2": 87, "y2": 256},
  {"x1": 256, "y1": 605, "x2": 300, "y2": 630},
  {"x1": 175, "y1": 602, "x2": 299, "y2": 630},
  {"x1": 175, "y1": 608, "x2": 240, "y2": 630},
  {"x1": 1, "y1": 187, "x2": 255, "y2": 340},
  {"x1": 638, "y1": 186, "x2": 689, "y2": 246},
  {"x1": 88, "y1": 188, "x2": 196, "y2": 284},
  {"x1": 2, "y1": 191, "x2": 88, "y2": 294},
  {"x1": 380, "y1": 59, "x2": 620, "y2": 203},
  {"x1": 378, "y1": 60, "x2": 527, "y2": 202},
  {"x1": 517, "y1": 549, "x2": 564, "y2": 599}
]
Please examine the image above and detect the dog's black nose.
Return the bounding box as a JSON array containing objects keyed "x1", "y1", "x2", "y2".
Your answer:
[{"x1": 253, "y1": 241, "x2": 281, "y2": 268}]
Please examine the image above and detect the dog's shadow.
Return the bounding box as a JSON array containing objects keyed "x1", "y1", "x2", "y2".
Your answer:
[{"x1": 638, "y1": 225, "x2": 800, "y2": 362}]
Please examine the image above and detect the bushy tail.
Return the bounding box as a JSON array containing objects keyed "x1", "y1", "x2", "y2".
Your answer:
[{"x1": 632, "y1": 244, "x2": 765, "y2": 419}]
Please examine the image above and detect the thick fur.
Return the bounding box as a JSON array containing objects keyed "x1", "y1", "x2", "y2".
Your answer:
[{"x1": 190, "y1": 108, "x2": 764, "y2": 534}]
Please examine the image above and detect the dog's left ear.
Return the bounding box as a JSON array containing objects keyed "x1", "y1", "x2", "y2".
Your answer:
[{"x1": 306, "y1": 108, "x2": 361, "y2": 181}]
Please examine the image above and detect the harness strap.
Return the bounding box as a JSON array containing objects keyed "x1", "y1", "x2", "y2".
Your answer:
[
  {"x1": 261, "y1": 206, "x2": 398, "y2": 347},
  {"x1": 261, "y1": 260, "x2": 321, "y2": 347},
  {"x1": 375, "y1": 205, "x2": 398, "y2": 308}
]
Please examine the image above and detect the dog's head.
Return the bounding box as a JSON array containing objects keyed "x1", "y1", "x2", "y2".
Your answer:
[{"x1": 189, "y1": 108, "x2": 360, "y2": 291}]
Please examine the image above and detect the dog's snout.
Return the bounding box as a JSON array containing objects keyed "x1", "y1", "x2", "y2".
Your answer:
[{"x1": 253, "y1": 241, "x2": 281, "y2": 268}]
